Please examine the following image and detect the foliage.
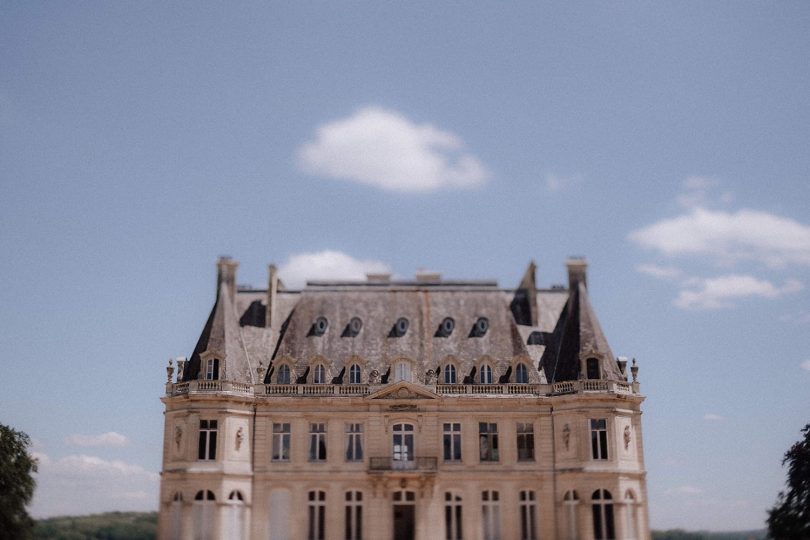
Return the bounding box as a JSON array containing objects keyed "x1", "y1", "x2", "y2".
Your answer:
[
  {"x1": 33, "y1": 512, "x2": 157, "y2": 540},
  {"x1": 652, "y1": 530, "x2": 766, "y2": 540},
  {"x1": 767, "y1": 423, "x2": 810, "y2": 539},
  {"x1": 0, "y1": 423, "x2": 38, "y2": 540}
]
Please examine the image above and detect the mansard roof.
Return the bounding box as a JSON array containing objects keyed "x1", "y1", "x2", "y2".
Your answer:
[{"x1": 182, "y1": 257, "x2": 626, "y2": 386}]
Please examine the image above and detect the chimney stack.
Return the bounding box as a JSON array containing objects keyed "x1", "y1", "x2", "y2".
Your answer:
[
  {"x1": 566, "y1": 257, "x2": 588, "y2": 290},
  {"x1": 216, "y1": 256, "x2": 239, "y2": 299},
  {"x1": 266, "y1": 264, "x2": 278, "y2": 328}
]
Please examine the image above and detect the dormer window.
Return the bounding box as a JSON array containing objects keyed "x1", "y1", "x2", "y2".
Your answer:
[
  {"x1": 349, "y1": 364, "x2": 362, "y2": 384},
  {"x1": 391, "y1": 317, "x2": 409, "y2": 337},
  {"x1": 394, "y1": 361, "x2": 412, "y2": 382},
  {"x1": 586, "y1": 358, "x2": 601, "y2": 380},
  {"x1": 436, "y1": 317, "x2": 455, "y2": 337},
  {"x1": 515, "y1": 363, "x2": 529, "y2": 384},
  {"x1": 311, "y1": 316, "x2": 328, "y2": 336},
  {"x1": 480, "y1": 364, "x2": 493, "y2": 384},
  {"x1": 444, "y1": 364, "x2": 457, "y2": 384},
  {"x1": 471, "y1": 317, "x2": 490, "y2": 337},
  {"x1": 205, "y1": 358, "x2": 220, "y2": 381},
  {"x1": 276, "y1": 365, "x2": 291, "y2": 384},
  {"x1": 343, "y1": 317, "x2": 363, "y2": 337},
  {"x1": 313, "y1": 364, "x2": 327, "y2": 384}
]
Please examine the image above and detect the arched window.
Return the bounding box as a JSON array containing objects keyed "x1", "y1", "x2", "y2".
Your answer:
[
  {"x1": 444, "y1": 364, "x2": 457, "y2": 384},
  {"x1": 586, "y1": 358, "x2": 601, "y2": 380},
  {"x1": 349, "y1": 364, "x2": 362, "y2": 384},
  {"x1": 308, "y1": 490, "x2": 326, "y2": 540},
  {"x1": 313, "y1": 364, "x2": 326, "y2": 384},
  {"x1": 192, "y1": 490, "x2": 216, "y2": 540},
  {"x1": 169, "y1": 492, "x2": 183, "y2": 540},
  {"x1": 515, "y1": 363, "x2": 529, "y2": 383},
  {"x1": 226, "y1": 491, "x2": 246, "y2": 539},
  {"x1": 445, "y1": 492, "x2": 462, "y2": 540},
  {"x1": 480, "y1": 364, "x2": 493, "y2": 384},
  {"x1": 624, "y1": 490, "x2": 638, "y2": 540},
  {"x1": 592, "y1": 489, "x2": 615, "y2": 540},
  {"x1": 277, "y1": 365, "x2": 291, "y2": 384},
  {"x1": 563, "y1": 490, "x2": 579, "y2": 540}
]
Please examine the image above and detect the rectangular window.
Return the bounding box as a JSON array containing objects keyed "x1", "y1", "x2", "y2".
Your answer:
[
  {"x1": 198, "y1": 420, "x2": 217, "y2": 460},
  {"x1": 478, "y1": 422, "x2": 499, "y2": 462},
  {"x1": 519, "y1": 490, "x2": 537, "y2": 540},
  {"x1": 443, "y1": 423, "x2": 462, "y2": 462},
  {"x1": 308, "y1": 490, "x2": 326, "y2": 540},
  {"x1": 205, "y1": 358, "x2": 219, "y2": 380},
  {"x1": 481, "y1": 490, "x2": 500, "y2": 540},
  {"x1": 345, "y1": 423, "x2": 363, "y2": 461},
  {"x1": 345, "y1": 491, "x2": 362, "y2": 540},
  {"x1": 517, "y1": 422, "x2": 535, "y2": 461},
  {"x1": 591, "y1": 419, "x2": 608, "y2": 460},
  {"x1": 309, "y1": 423, "x2": 327, "y2": 462},
  {"x1": 272, "y1": 423, "x2": 290, "y2": 461}
]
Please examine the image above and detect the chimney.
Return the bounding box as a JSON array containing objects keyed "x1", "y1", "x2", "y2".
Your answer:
[
  {"x1": 566, "y1": 257, "x2": 588, "y2": 290},
  {"x1": 216, "y1": 256, "x2": 239, "y2": 299},
  {"x1": 266, "y1": 264, "x2": 278, "y2": 328}
]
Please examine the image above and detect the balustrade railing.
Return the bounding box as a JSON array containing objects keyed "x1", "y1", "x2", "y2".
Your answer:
[{"x1": 168, "y1": 378, "x2": 635, "y2": 397}]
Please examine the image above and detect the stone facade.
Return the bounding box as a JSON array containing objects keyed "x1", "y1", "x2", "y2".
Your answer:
[{"x1": 158, "y1": 258, "x2": 650, "y2": 540}]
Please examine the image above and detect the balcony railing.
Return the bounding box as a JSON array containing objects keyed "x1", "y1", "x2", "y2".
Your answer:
[
  {"x1": 167, "y1": 379, "x2": 636, "y2": 397},
  {"x1": 368, "y1": 457, "x2": 438, "y2": 472}
]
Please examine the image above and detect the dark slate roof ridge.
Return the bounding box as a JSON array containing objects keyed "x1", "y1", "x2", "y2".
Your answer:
[{"x1": 576, "y1": 282, "x2": 624, "y2": 381}]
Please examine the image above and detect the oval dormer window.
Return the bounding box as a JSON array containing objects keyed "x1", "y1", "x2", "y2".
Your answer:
[
  {"x1": 313, "y1": 316, "x2": 328, "y2": 336},
  {"x1": 440, "y1": 317, "x2": 455, "y2": 336},
  {"x1": 349, "y1": 317, "x2": 362, "y2": 335},
  {"x1": 394, "y1": 317, "x2": 409, "y2": 337},
  {"x1": 473, "y1": 317, "x2": 489, "y2": 337}
]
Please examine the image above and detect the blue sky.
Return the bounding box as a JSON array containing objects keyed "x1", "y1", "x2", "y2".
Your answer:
[{"x1": 2, "y1": 2, "x2": 809, "y2": 530}]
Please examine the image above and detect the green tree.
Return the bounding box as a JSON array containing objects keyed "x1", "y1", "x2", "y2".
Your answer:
[
  {"x1": 0, "y1": 423, "x2": 38, "y2": 540},
  {"x1": 767, "y1": 423, "x2": 810, "y2": 539}
]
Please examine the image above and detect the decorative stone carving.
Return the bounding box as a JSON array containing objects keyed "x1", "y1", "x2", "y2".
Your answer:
[
  {"x1": 369, "y1": 369, "x2": 380, "y2": 384},
  {"x1": 235, "y1": 426, "x2": 244, "y2": 451},
  {"x1": 174, "y1": 425, "x2": 183, "y2": 451},
  {"x1": 166, "y1": 358, "x2": 174, "y2": 383},
  {"x1": 562, "y1": 423, "x2": 571, "y2": 451},
  {"x1": 624, "y1": 425, "x2": 631, "y2": 450},
  {"x1": 425, "y1": 369, "x2": 437, "y2": 385}
]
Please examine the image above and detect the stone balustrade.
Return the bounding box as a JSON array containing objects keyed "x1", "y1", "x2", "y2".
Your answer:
[{"x1": 166, "y1": 379, "x2": 638, "y2": 397}]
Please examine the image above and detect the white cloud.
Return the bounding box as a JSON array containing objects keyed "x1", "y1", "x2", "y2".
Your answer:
[
  {"x1": 544, "y1": 173, "x2": 580, "y2": 192},
  {"x1": 297, "y1": 106, "x2": 489, "y2": 192},
  {"x1": 683, "y1": 175, "x2": 719, "y2": 191},
  {"x1": 65, "y1": 431, "x2": 129, "y2": 447},
  {"x1": 801, "y1": 360, "x2": 810, "y2": 372},
  {"x1": 629, "y1": 207, "x2": 810, "y2": 268},
  {"x1": 278, "y1": 250, "x2": 392, "y2": 289},
  {"x1": 674, "y1": 275, "x2": 803, "y2": 310},
  {"x1": 703, "y1": 413, "x2": 725, "y2": 422},
  {"x1": 636, "y1": 264, "x2": 683, "y2": 280},
  {"x1": 29, "y1": 453, "x2": 159, "y2": 517},
  {"x1": 677, "y1": 176, "x2": 721, "y2": 209}
]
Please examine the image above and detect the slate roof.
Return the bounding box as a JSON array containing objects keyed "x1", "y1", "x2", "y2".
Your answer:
[{"x1": 182, "y1": 259, "x2": 625, "y2": 386}]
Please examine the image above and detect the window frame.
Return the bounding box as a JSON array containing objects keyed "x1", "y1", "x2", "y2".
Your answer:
[
  {"x1": 198, "y1": 419, "x2": 217, "y2": 461},
  {"x1": 515, "y1": 362, "x2": 529, "y2": 383},
  {"x1": 272, "y1": 422, "x2": 291, "y2": 462},
  {"x1": 308, "y1": 490, "x2": 326, "y2": 540},
  {"x1": 309, "y1": 423, "x2": 327, "y2": 462},
  {"x1": 345, "y1": 490, "x2": 362, "y2": 540},
  {"x1": 349, "y1": 364, "x2": 362, "y2": 384},
  {"x1": 516, "y1": 422, "x2": 535, "y2": 462},
  {"x1": 519, "y1": 490, "x2": 537, "y2": 540},
  {"x1": 443, "y1": 422, "x2": 462, "y2": 462},
  {"x1": 444, "y1": 492, "x2": 463, "y2": 540},
  {"x1": 590, "y1": 418, "x2": 609, "y2": 460},
  {"x1": 478, "y1": 422, "x2": 499, "y2": 462},
  {"x1": 345, "y1": 423, "x2": 364, "y2": 462},
  {"x1": 592, "y1": 489, "x2": 615, "y2": 540},
  {"x1": 479, "y1": 364, "x2": 493, "y2": 384},
  {"x1": 481, "y1": 490, "x2": 500, "y2": 540}
]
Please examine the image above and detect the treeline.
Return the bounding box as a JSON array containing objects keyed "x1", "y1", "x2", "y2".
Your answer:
[
  {"x1": 653, "y1": 530, "x2": 767, "y2": 540},
  {"x1": 33, "y1": 512, "x2": 157, "y2": 540}
]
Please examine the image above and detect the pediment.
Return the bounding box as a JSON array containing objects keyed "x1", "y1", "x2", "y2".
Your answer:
[{"x1": 366, "y1": 381, "x2": 440, "y2": 401}]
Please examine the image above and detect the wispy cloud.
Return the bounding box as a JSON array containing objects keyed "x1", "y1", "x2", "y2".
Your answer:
[
  {"x1": 278, "y1": 250, "x2": 391, "y2": 289},
  {"x1": 666, "y1": 485, "x2": 704, "y2": 495},
  {"x1": 636, "y1": 264, "x2": 683, "y2": 280},
  {"x1": 703, "y1": 413, "x2": 725, "y2": 422},
  {"x1": 629, "y1": 207, "x2": 810, "y2": 268},
  {"x1": 544, "y1": 173, "x2": 580, "y2": 192},
  {"x1": 297, "y1": 106, "x2": 489, "y2": 192},
  {"x1": 674, "y1": 275, "x2": 803, "y2": 310},
  {"x1": 801, "y1": 360, "x2": 810, "y2": 373},
  {"x1": 29, "y1": 453, "x2": 158, "y2": 517},
  {"x1": 65, "y1": 432, "x2": 129, "y2": 447}
]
